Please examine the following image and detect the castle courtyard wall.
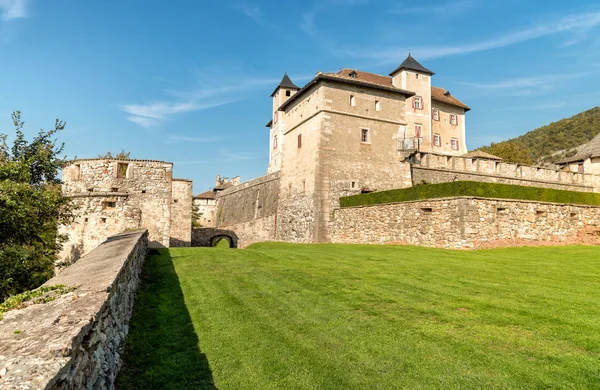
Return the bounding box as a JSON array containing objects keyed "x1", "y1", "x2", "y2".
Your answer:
[
  {"x1": 170, "y1": 179, "x2": 193, "y2": 247},
  {"x1": 331, "y1": 197, "x2": 600, "y2": 249}
]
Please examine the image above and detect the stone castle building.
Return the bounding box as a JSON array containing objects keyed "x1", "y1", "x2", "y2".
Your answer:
[{"x1": 192, "y1": 175, "x2": 240, "y2": 228}]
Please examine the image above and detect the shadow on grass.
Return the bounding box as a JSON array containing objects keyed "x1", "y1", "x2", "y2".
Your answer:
[{"x1": 116, "y1": 249, "x2": 217, "y2": 389}]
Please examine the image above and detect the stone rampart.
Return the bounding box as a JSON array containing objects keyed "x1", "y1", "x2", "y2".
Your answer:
[
  {"x1": 216, "y1": 172, "x2": 280, "y2": 246},
  {"x1": 332, "y1": 197, "x2": 600, "y2": 249},
  {"x1": 0, "y1": 230, "x2": 148, "y2": 389},
  {"x1": 412, "y1": 153, "x2": 600, "y2": 192},
  {"x1": 170, "y1": 179, "x2": 193, "y2": 247},
  {"x1": 191, "y1": 228, "x2": 239, "y2": 247}
]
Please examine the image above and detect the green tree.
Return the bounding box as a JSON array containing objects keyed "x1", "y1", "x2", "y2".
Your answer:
[
  {"x1": 0, "y1": 112, "x2": 73, "y2": 301},
  {"x1": 98, "y1": 150, "x2": 131, "y2": 159},
  {"x1": 479, "y1": 141, "x2": 534, "y2": 165}
]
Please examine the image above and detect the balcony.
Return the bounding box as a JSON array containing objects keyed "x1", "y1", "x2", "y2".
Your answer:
[{"x1": 397, "y1": 138, "x2": 421, "y2": 151}]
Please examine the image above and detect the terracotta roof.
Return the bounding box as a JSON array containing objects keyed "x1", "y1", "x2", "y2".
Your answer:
[
  {"x1": 431, "y1": 87, "x2": 470, "y2": 111},
  {"x1": 390, "y1": 54, "x2": 434, "y2": 76},
  {"x1": 193, "y1": 190, "x2": 215, "y2": 199},
  {"x1": 559, "y1": 132, "x2": 600, "y2": 163},
  {"x1": 214, "y1": 182, "x2": 234, "y2": 190},
  {"x1": 331, "y1": 68, "x2": 394, "y2": 87},
  {"x1": 271, "y1": 73, "x2": 300, "y2": 97},
  {"x1": 462, "y1": 150, "x2": 503, "y2": 160}
]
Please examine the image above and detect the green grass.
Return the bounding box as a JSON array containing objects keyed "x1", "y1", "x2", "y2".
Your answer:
[
  {"x1": 117, "y1": 243, "x2": 600, "y2": 389},
  {"x1": 340, "y1": 180, "x2": 600, "y2": 207}
]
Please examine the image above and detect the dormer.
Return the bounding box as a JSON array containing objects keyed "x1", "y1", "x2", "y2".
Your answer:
[
  {"x1": 390, "y1": 54, "x2": 434, "y2": 91},
  {"x1": 271, "y1": 73, "x2": 300, "y2": 114}
]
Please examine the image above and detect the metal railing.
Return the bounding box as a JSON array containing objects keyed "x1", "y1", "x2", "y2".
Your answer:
[{"x1": 397, "y1": 138, "x2": 420, "y2": 151}]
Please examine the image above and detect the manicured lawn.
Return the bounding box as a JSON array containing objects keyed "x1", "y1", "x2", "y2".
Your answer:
[{"x1": 117, "y1": 243, "x2": 600, "y2": 389}]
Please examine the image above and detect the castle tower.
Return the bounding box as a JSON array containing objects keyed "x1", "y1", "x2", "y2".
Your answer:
[
  {"x1": 390, "y1": 54, "x2": 434, "y2": 152},
  {"x1": 267, "y1": 73, "x2": 300, "y2": 174}
]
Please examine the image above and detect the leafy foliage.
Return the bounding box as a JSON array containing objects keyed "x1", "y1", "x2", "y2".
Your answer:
[
  {"x1": 0, "y1": 284, "x2": 74, "y2": 321},
  {"x1": 478, "y1": 106, "x2": 600, "y2": 164},
  {"x1": 340, "y1": 181, "x2": 600, "y2": 208},
  {"x1": 0, "y1": 112, "x2": 73, "y2": 301},
  {"x1": 478, "y1": 141, "x2": 534, "y2": 165},
  {"x1": 98, "y1": 150, "x2": 131, "y2": 159}
]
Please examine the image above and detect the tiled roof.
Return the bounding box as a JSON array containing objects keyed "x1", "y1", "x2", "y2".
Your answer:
[
  {"x1": 390, "y1": 54, "x2": 435, "y2": 76},
  {"x1": 214, "y1": 182, "x2": 234, "y2": 190},
  {"x1": 431, "y1": 87, "x2": 471, "y2": 111},
  {"x1": 559, "y1": 132, "x2": 600, "y2": 163},
  {"x1": 271, "y1": 73, "x2": 300, "y2": 97},
  {"x1": 193, "y1": 190, "x2": 215, "y2": 199},
  {"x1": 462, "y1": 150, "x2": 503, "y2": 160}
]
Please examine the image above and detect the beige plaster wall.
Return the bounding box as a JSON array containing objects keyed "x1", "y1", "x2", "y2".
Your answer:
[{"x1": 431, "y1": 101, "x2": 467, "y2": 155}]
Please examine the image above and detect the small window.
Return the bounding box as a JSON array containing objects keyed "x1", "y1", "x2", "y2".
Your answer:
[
  {"x1": 111, "y1": 187, "x2": 118, "y2": 192},
  {"x1": 434, "y1": 134, "x2": 441, "y2": 147},
  {"x1": 298, "y1": 134, "x2": 302, "y2": 148},
  {"x1": 101, "y1": 217, "x2": 107, "y2": 223},
  {"x1": 351, "y1": 181, "x2": 356, "y2": 188},
  {"x1": 450, "y1": 113, "x2": 458, "y2": 125},
  {"x1": 349, "y1": 71, "x2": 358, "y2": 78},
  {"x1": 117, "y1": 163, "x2": 128, "y2": 178},
  {"x1": 451, "y1": 138, "x2": 459, "y2": 150},
  {"x1": 174, "y1": 199, "x2": 178, "y2": 203},
  {"x1": 350, "y1": 95, "x2": 356, "y2": 106},
  {"x1": 87, "y1": 187, "x2": 94, "y2": 192},
  {"x1": 414, "y1": 124, "x2": 422, "y2": 138},
  {"x1": 432, "y1": 108, "x2": 440, "y2": 121},
  {"x1": 375, "y1": 100, "x2": 381, "y2": 111},
  {"x1": 273, "y1": 111, "x2": 278, "y2": 124},
  {"x1": 73, "y1": 164, "x2": 81, "y2": 180},
  {"x1": 106, "y1": 201, "x2": 116, "y2": 208},
  {"x1": 361, "y1": 128, "x2": 370, "y2": 143},
  {"x1": 84, "y1": 217, "x2": 89, "y2": 222},
  {"x1": 413, "y1": 96, "x2": 423, "y2": 109},
  {"x1": 141, "y1": 190, "x2": 146, "y2": 194},
  {"x1": 420, "y1": 207, "x2": 433, "y2": 213},
  {"x1": 285, "y1": 90, "x2": 291, "y2": 97},
  {"x1": 273, "y1": 135, "x2": 278, "y2": 149},
  {"x1": 416, "y1": 73, "x2": 419, "y2": 79}
]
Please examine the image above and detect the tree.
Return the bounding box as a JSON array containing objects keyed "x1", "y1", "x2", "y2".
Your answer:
[
  {"x1": 478, "y1": 141, "x2": 535, "y2": 165},
  {"x1": 98, "y1": 150, "x2": 131, "y2": 159},
  {"x1": 0, "y1": 111, "x2": 73, "y2": 301}
]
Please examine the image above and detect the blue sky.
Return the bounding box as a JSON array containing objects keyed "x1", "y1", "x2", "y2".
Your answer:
[{"x1": 1, "y1": 0, "x2": 600, "y2": 192}]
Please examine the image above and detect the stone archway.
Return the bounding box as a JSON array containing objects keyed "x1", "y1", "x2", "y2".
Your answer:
[
  {"x1": 191, "y1": 228, "x2": 239, "y2": 248},
  {"x1": 210, "y1": 235, "x2": 235, "y2": 248}
]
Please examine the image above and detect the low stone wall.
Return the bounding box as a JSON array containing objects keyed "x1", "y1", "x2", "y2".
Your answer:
[
  {"x1": 0, "y1": 230, "x2": 148, "y2": 389},
  {"x1": 219, "y1": 215, "x2": 278, "y2": 248},
  {"x1": 331, "y1": 197, "x2": 600, "y2": 249}
]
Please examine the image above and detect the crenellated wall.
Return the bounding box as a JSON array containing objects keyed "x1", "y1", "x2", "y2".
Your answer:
[
  {"x1": 331, "y1": 197, "x2": 600, "y2": 249},
  {"x1": 0, "y1": 230, "x2": 148, "y2": 389}
]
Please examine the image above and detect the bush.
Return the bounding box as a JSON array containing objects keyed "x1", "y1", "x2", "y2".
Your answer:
[{"x1": 340, "y1": 181, "x2": 600, "y2": 208}]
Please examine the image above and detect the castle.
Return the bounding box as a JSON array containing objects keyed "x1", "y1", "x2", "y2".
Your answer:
[{"x1": 59, "y1": 55, "x2": 600, "y2": 260}]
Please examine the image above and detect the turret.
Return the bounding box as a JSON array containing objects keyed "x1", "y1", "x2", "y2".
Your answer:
[{"x1": 271, "y1": 73, "x2": 300, "y2": 114}]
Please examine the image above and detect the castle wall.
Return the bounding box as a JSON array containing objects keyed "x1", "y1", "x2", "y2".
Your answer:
[
  {"x1": 170, "y1": 179, "x2": 192, "y2": 247},
  {"x1": 61, "y1": 159, "x2": 173, "y2": 261},
  {"x1": 332, "y1": 197, "x2": 600, "y2": 249},
  {"x1": 215, "y1": 172, "x2": 280, "y2": 246},
  {"x1": 412, "y1": 153, "x2": 600, "y2": 192},
  {"x1": 193, "y1": 198, "x2": 217, "y2": 227}
]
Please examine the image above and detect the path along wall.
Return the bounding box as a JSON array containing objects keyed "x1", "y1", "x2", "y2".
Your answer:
[
  {"x1": 331, "y1": 197, "x2": 600, "y2": 249},
  {"x1": 0, "y1": 230, "x2": 148, "y2": 389},
  {"x1": 216, "y1": 172, "x2": 280, "y2": 247},
  {"x1": 411, "y1": 153, "x2": 600, "y2": 192}
]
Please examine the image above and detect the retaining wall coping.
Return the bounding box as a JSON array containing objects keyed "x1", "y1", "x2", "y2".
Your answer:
[
  {"x1": 217, "y1": 171, "x2": 281, "y2": 197},
  {"x1": 67, "y1": 191, "x2": 130, "y2": 198},
  {"x1": 68, "y1": 158, "x2": 173, "y2": 164},
  {"x1": 0, "y1": 229, "x2": 148, "y2": 389}
]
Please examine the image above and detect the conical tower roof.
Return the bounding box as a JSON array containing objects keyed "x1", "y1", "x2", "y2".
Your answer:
[
  {"x1": 389, "y1": 54, "x2": 434, "y2": 76},
  {"x1": 271, "y1": 73, "x2": 300, "y2": 96}
]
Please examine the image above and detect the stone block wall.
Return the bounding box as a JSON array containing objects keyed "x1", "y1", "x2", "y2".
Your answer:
[
  {"x1": 170, "y1": 179, "x2": 193, "y2": 247},
  {"x1": 0, "y1": 230, "x2": 148, "y2": 389},
  {"x1": 331, "y1": 197, "x2": 600, "y2": 249}
]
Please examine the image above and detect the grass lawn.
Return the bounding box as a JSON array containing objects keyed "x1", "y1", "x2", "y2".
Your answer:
[{"x1": 117, "y1": 243, "x2": 600, "y2": 389}]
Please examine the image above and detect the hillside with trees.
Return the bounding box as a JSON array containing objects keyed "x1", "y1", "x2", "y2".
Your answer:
[{"x1": 478, "y1": 106, "x2": 600, "y2": 165}]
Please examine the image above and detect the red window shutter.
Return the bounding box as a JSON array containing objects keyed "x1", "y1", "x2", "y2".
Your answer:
[{"x1": 412, "y1": 98, "x2": 415, "y2": 108}]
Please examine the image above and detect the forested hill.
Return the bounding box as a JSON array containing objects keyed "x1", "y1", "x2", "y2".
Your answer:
[{"x1": 478, "y1": 106, "x2": 600, "y2": 165}]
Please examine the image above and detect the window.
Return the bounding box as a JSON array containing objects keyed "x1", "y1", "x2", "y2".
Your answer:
[
  {"x1": 451, "y1": 138, "x2": 459, "y2": 150},
  {"x1": 434, "y1": 133, "x2": 441, "y2": 147},
  {"x1": 298, "y1": 134, "x2": 302, "y2": 148},
  {"x1": 349, "y1": 70, "x2": 358, "y2": 78},
  {"x1": 273, "y1": 135, "x2": 278, "y2": 149},
  {"x1": 73, "y1": 164, "x2": 81, "y2": 180},
  {"x1": 106, "y1": 201, "x2": 116, "y2": 208},
  {"x1": 274, "y1": 111, "x2": 278, "y2": 124},
  {"x1": 414, "y1": 124, "x2": 422, "y2": 138},
  {"x1": 361, "y1": 128, "x2": 370, "y2": 143},
  {"x1": 413, "y1": 96, "x2": 423, "y2": 109},
  {"x1": 375, "y1": 100, "x2": 381, "y2": 111},
  {"x1": 350, "y1": 95, "x2": 356, "y2": 106},
  {"x1": 450, "y1": 113, "x2": 458, "y2": 125},
  {"x1": 117, "y1": 163, "x2": 128, "y2": 178},
  {"x1": 285, "y1": 90, "x2": 291, "y2": 97},
  {"x1": 432, "y1": 108, "x2": 440, "y2": 121},
  {"x1": 416, "y1": 73, "x2": 419, "y2": 79}
]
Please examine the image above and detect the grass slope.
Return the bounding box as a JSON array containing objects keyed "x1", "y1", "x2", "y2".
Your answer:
[
  {"x1": 118, "y1": 243, "x2": 600, "y2": 389},
  {"x1": 340, "y1": 180, "x2": 600, "y2": 208}
]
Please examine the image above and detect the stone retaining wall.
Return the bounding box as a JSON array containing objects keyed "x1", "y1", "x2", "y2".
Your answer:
[
  {"x1": 0, "y1": 230, "x2": 148, "y2": 389},
  {"x1": 331, "y1": 197, "x2": 600, "y2": 249}
]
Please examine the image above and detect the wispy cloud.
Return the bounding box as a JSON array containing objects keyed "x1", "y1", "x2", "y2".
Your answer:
[
  {"x1": 301, "y1": 0, "x2": 366, "y2": 39},
  {"x1": 0, "y1": 0, "x2": 27, "y2": 21},
  {"x1": 175, "y1": 148, "x2": 259, "y2": 165},
  {"x1": 340, "y1": 10, "x2": 600, "y2": 62},
  {"x1": 122, "y1": 66, "x2": 310, "y2": 128},
  {"x1": 235, "y1": 2, "x2": 263, "y2": 25},
  {"x1": 391, "y1": 0, "x2": 476, "y2": 15},
  {"x1": 167, "y1": 134, "x2": 221, "y2": 143}
]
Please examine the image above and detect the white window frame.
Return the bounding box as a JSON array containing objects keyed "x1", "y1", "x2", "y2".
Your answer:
[
  {"x1": 375, "y1": 100, "x2": 381, "y2": 111},
  {"x1": 432, "y1": 108, "x2": 440, "y2": 121},
  {"x1": 414, "y1": 96, "x2": 423, "y2": 109},
  {"x1": 450, "y1": 113, "x2": 458, "y2": 125},
  {"x1": 360, "y1": 128, "x2": 370, "y2": 143},
  {"x1": 433, "y1": 133, "x2": 441, "y2": 147},
  {"x1": 350, "y1": 95, "x2": 356, "y2": 107},
  {"x1": 451, "y1": 138, "x2": 459, "y2": 150}
]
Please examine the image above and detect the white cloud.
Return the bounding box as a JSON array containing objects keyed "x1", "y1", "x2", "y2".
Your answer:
[
  {"x1": 175, "y1": 148, "x2": 259, "y2": 165},
  {"x1": 167, "y1": 134, "x2": 221, "y2": 143},
  {"x1": 0, "y1": 0, "x2": 27, "y2": 21},
  {"x1": 391, "y1": 0, "x2": 476, "y2": 15},
  {"x1": 235, "y1": 3, "x2": 263, "y2": 25}
]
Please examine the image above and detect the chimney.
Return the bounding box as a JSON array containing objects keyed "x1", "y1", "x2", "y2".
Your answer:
[
  {"x1": 215, "y1": 175, "x2": 221, "y2": 186},
  {"x1": 232, "y1": 176, "x2": 240, "y2": 186}
]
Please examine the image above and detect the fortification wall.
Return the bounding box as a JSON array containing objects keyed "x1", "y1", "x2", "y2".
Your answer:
[
  {"x1": 331, "y1": 197, "x2": 600, "y2": 249},
  {"x1": 62, "y1": 159, "x2": 173, "y2": 251},
  {"x1": 412, "y1": 153, "x2": 600, "y2": 192},
  {"x1": 170, "y1": 179, "x2": 192, "y2": 247},
  {"x1": 0, "y1": 230, "x2": 148, "y2": 389},
  {"x1": 193, "y1": 198, "x2": 217, "y2": 227}
]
